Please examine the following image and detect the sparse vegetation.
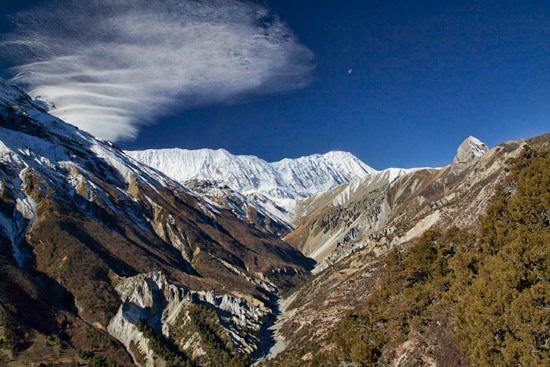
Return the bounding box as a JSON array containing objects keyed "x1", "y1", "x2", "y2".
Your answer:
[
  {"x1": 188, "y1": 304, "x2": 234, "y2": 365},
  {"x1": 0, "y1": 84, "x2": 315, "y2": 366},
  {"x1": 169, "y1": 303, "x2": 253, "y2": 366},
  {"x1": 77, "y1": 349, "x2": 121, "y2": 367},
  {"x1": 0, "y1": 313, "x2": 24, "y2": 352}
]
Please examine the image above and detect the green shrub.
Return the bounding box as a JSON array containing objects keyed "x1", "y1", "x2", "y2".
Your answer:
[
  {"x1": 136, "y1": 320, "x2": 193, "y2": 367},
  {"x1": 329, "y1": 147, "x2": 550, "y2": 366},
  {"x1": 452, "y1": 148, "x2": 550, "y2": 365},
  {"x1": 228, "y1": 354, "x2": 252, "y2": 367}
]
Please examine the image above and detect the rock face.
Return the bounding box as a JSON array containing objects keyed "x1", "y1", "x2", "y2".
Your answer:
[
  {"x1": 126, "y1": 148, "x2": 375, "y2": 233},
  {"x1": 286, "y1": 137, "x2": 490, "y2": 272},
  {"x1": 108, "y1": 272, "x2": 270, "y2": 367},
  {"x1": 453, "y1": 136, "x2": 489, "y2": 164},
  {"x1": 265, "y1": 134, "x2": 550, "y2": 366},
  {"x1": 0, "y1": 80, "x2": 313, "y2": 366},
  {"x1": 288, "y1": 167, "x2": 424, "y2": 270}
]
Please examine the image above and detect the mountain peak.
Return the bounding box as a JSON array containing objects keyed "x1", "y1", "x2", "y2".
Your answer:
[
  {"x1": 453, "y1": 136, "x2": 489, "y2": 164},
  {"x1": 319, "y1": 150, "x2": 361, "y2": 160},
  {"x1": 127, "y1": 148, "x2": 374, "y2": 190},
  {"x1": 127, "y1": 147, "x2": 374, "y2": 224}
]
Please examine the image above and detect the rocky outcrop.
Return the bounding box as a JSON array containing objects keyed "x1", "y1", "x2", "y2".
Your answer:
[
  {"x1": 286, "y1": 167, "x2": 433, "y2": 270},
  {"x1": 453, "y1": 136, "x2": 489, "y2": 164},
  {"x1": 184, "y1": 179, "x2": 293, "y2": 237},
  {"x1": 287, "y1": 137, "x2": 492, "y2": 271},
  {"x1": 108, "y1": 272, "x2": 269, "y2": 366}
]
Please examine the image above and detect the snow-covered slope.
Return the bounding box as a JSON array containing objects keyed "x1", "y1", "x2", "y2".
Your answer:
[{"x1": 127, "y1": 148, "x2": 375, "y2": 227}]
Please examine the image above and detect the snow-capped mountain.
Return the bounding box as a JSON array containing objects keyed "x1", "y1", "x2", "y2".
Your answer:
[
  {"x1": 288, "y1": 135, "x2": 490, "y2": 270},
  {"x1": 126, "y1": 148, "x2": 375, "y2": 229},
  {"x1": 0, "y1": 80, "x2": 313, "y2": 366}
]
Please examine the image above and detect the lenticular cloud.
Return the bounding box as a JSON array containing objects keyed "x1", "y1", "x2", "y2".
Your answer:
[{"x1": 1, "y1": 0, "x2": 314, "y2": 141}]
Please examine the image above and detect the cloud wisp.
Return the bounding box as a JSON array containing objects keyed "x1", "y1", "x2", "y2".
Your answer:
[{"x1": 1, "y1": 0, "x2": 314, "y2": 141}]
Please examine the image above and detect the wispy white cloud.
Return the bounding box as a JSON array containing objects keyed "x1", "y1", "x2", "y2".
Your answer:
[{"x1": 1, "y1": 0, "x2": 314, "y2": 141}]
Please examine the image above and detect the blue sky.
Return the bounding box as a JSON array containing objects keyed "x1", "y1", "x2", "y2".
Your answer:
[{"x1": 1, "y1": 0, "x2": 548, "y2": 169}]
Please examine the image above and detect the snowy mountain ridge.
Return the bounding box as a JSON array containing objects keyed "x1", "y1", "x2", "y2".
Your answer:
[
  {"x1": 126, "y1": 147, "x2": 376, "y2": 227},
  {"x1": 126, "y1": 148, "x2": 375, "y2": 196}
]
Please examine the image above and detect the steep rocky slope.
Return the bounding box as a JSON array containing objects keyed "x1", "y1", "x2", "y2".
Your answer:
[
  {"x1": 263, "y1": 134, "x2": 549, "y2": 366},
  {"x1": 290, "y1": 142, "x2": 550, "y2": 367},
  {"x1": 289, "y1": 167, "x2": 425, "y2": 267},
  {"x1": 286, "y1": 136, "x2": 488, "y2": 272},
  {"x1": 126, "y1": 148, "x2": 375, "y2": 235},
  {"x1": 0, "y1": 81, "x2": 313, "y2": 366}
]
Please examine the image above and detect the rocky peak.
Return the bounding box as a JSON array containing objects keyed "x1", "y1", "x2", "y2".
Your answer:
[{"x1": 453, "y1": 136, "x2": 489, "y2": 164}]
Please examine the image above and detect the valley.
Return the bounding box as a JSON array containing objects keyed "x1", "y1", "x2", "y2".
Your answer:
[{"x1": 0, "y1": 80, "x2": 548, "y2": 366}]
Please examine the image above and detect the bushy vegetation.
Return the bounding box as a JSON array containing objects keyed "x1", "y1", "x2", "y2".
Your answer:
[
  {"x1": 452, "y1": 147, "x2": 550, "y2": 365},
  {"x1": 322, "y1": 147, "x2": 550, "y2": 366},
  {"x1": 137, "y1": 305, "x2": 252, "y2": 367},
  {"x1": 188, "y1": 304, "x2": 233, "y2": 365},
  {"x1": 136, "y1": 320, "x2": 193, "y2": 367},
  {"x1": 77, "y1": 349, "x2": 121, "y2": 367},
  {"x1": 228, "y1": 353, "x2": 252, "y2": 367},
  {"x1": 0, "y1": 313, "x2": 24, "y2": 351},
  {"x1": 185, "y1": 304, "x2": 251, "y2": 366}
]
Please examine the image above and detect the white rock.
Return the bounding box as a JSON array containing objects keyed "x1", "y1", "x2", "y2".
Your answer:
[{"x1": 453, "y1": 136, "x2": 489, "y2": 164}]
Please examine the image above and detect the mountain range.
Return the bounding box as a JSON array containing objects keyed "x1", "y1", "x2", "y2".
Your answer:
[
  {"x1": 126, "y1": 148, "x2": 374, "y2": 235},
  {"x1": 127, "y1": 137, "x2": 489, "y2": 271},
  {"x1": 0, "y1": 79, "x2": 548, "y2": 367}
]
